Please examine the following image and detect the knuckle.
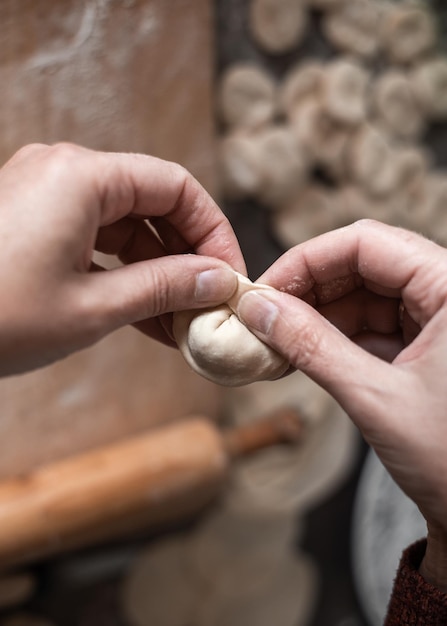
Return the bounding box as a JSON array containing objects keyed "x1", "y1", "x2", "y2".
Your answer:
[
  {"x1": 136, "y1": 264, "x2": 171, "y2": 318},
  {"x1": 14, "y1": 143, "x2": 48, "y2": 159},
  {"x1": 39, "y1": 143, "x2": 89, "y2": 187},
  {"x1": 48, "y1": 142, "x2": 84, "y2": 163},
  {"x1": 6, "y1": 143, "x2": 88, "y2": 183},
  {"x1": 169, "y1": 162, "x2": 197, "y2": 201},
  {"x1": 6, "y1": 143, "x2": 48, "y2": 167},
  {"x1": 282, "y1": 321, "x2": 325, "y2": 371},
  {"x1": 72, "y1": 287, "x2": 109, "y2": 345},
  {"x1": 352, "y1": 217, "x2": 378, "y2": 230},
  {"x1": 170, "y1": 161, "x2": 190, "y2": 184}
]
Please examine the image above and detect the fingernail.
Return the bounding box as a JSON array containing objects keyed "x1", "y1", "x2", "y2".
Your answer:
[
  {"x1": 237, "y1": 291, "x2": 278, "y2": 335},
  {"x1": 195, "y1": 268, "x2": 238, "y2": 303}
]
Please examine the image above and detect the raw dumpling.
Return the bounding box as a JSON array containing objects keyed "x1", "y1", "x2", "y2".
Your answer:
[{"x1": 173, "y1": 275, "x2": 289, "y2": 387}]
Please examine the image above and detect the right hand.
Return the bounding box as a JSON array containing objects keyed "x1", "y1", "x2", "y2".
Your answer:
[{"x1": 237, "y1": 220, "x2": 447, "y2": 589}]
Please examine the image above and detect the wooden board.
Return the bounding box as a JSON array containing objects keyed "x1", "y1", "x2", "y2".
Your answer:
[
  {"x1": 0, "y1": 0, "x2": 217, "y2": 190},
  {"x1": 0, "y1": 0, "x2": 221, "y2": 479}
]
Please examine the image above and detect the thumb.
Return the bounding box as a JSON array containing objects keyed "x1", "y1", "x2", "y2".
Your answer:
[
  {"x1": 237, "y1": 289, "x2": 405, "y2": 434},
  {"x1": 82, "y1": 255, "x2": 239, "y2": 331}
]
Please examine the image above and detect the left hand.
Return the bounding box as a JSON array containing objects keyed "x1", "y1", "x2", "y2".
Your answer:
[{"x1": 0, "y1": 143, "x2": 245, "y2": 375}]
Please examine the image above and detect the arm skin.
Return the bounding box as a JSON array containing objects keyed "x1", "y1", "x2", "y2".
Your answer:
[
  {"x1": 0, "y1": 143, "x2": 246, "y2": 375},
  {"x1": 237, "y1": 219, "x2": 447, "y2": 591}
]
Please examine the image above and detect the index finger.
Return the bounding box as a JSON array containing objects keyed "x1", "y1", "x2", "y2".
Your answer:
[
  {"x1": 258, "y1": 220, "x2": 447, "y2": 325},
  {"x1": 12, "y1": 144, "x2": 246, "y2": 274},
  {"x1": 94, "y1": 151, "x2": 246, "y2": 273}
]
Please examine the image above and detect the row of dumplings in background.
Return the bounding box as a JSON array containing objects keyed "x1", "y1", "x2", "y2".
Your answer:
[
  {"x1": 249, "y1": 0, "x2": 438, "y2": 62},
  {"x1": 219, "y1": 0, "x2": 447, "y2": 248}
]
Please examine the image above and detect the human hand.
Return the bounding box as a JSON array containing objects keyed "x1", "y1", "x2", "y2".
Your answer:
[
  {"x1": 0, "y1": 143, "x2": 245, "y2": 375},
  {"x1": 237, "y1": 219, "x2": 447, "y2": 590}
]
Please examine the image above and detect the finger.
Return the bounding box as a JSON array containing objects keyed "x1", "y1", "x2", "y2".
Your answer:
[
  {"x1": 84, "y1": 147, "x2": 246, "y2": 272},
  {"x1": 132, "y1": 315, "x2": 177, "y2": 348},
  {"x1": 318, "y1": 288, "x2": 401, "y2": 337},
  {"x1": 16, "y1": 144, "x2": 246, "y2": 273},
  {"x1": 95, "y1": 217, "x2": 166, "y2": 262},
  {"x1": 149, "y1": 216, "x2": 192, "y2": 255},
  {"x1": 402, "y1": 307, "x2": 421, "y2": 345},
  {"x1": 1, "y1": 143, "x2": 49, "y2": 171},
  {"x1": 95, "y1": 218, "x2": 195, "y2": 344},
  {"x1": 236, "y1": 287, "x2": 410, "y2": 441},
  {"x1": 95, "y1": 219, "x2": 187, "y2": 345},
  {"x1": 258, "y1": 220, "x2": 447, "y2": 324},
  {"x1": 352, "y1": 331, "x2": 405, "y2": 362},
  {"x1": 80, "y1": 255, "x2": 239, "y2": 338},
  {"x1": 317, "y1": 288, "x2": 420, "y2": 347},
  {"x1": 89, "y1": 260, "x2": 177, "y2": 348}
]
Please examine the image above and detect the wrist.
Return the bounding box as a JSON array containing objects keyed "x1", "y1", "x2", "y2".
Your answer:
[{"x1": 419, "y1": 527, "x2": 447, "y2": 593}]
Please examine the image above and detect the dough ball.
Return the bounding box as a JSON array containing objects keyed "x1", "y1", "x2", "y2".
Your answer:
[
  {"x1": 249, "y1": 0, "x2": 307, "y2": 55},
  {"x1": 218, "y1": 63, "x2": 277, "y2": 130},
  {"x1": 256, "y1": 125, "x2": 309, "y2": 208},
  {"x1": 292, "y1": 100, "x2": 352, "y2": 180},
  {"x1": 322, "y1": 58, "x2": 370, "y2": 126},
  {"x1": 173, "y1": 276, "x2": 289, "y2": 387},
  {"x1": 411, "y1": 58, "x2": 447, "y2": 121},
  {"x1": 372, "y1": 70, "x2": 426, "y2": 141},
  {"x1": 271, "y1": 185, "x2": 335, "y2": 248},
  {"x1": 381, "y1": 4, "x2": 436, "y2": 65},
  {"x1": 219, "y1": 132, "x2": 263, "y2": 200},
  {"x1": 279, "y1": 61, "x2": 326, "y2": 122},
  {"x1": 347, "y1": 124, "x2": 399, "y2": 197},
  {"x1": 322, "y1": 0, "x2": 383, "y2": 60}
]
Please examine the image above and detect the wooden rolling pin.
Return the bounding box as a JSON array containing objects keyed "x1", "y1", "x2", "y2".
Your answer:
[{"x1": 0, "y1": 409, "x2": 302, "y2": 571}]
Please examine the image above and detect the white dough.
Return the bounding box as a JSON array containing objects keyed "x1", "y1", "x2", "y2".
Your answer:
[{"x1": 173, "y1": 275, "x2": 289, "y2": 387}]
